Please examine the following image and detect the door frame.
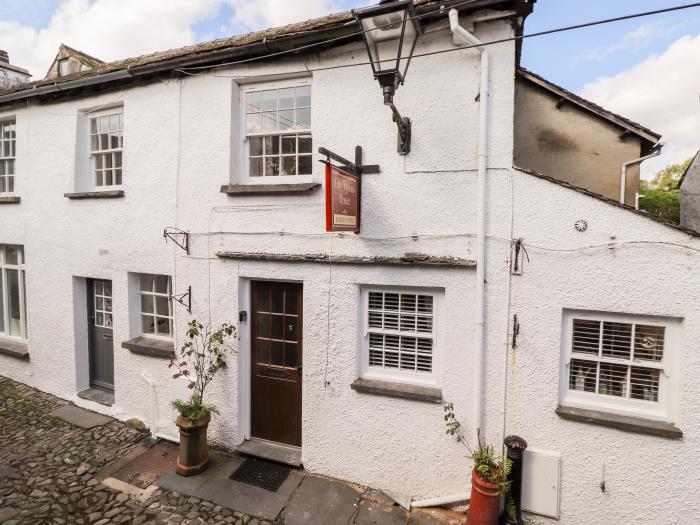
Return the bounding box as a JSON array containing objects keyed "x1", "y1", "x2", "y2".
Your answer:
[{"x1": 237, "y1": 278, "x2": 303, "y2": 447}]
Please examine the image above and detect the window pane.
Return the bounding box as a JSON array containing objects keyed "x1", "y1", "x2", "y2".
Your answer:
[
  {"x1": 261, "y1": 112, "x2": 277, "y2": 132},
  {"x1": 114, "y1": 151, "x2": 123, "y2": 169},
  {"x1": 296, "y1": 85, "x2": 311, "y2": 108},
  {"x1": 141, "y1": 294, "x2": 154, "y2": 314},
  {"x1": 103, "y1": 281, "x2": 112, "y2": 296},
  {"x1": 90, "y1": 118, "x2": 97, "y2": 134},
  {"x1": 271, "y1": 315, "x2": 283, "y2": 340},
  {"x1": 257, "y1": 313, "x2": 270, "y2": 337},
  {"x1": 281, "y1": 157, "x2": 296, "y2": 176},
  {"x1": 96, "y1": 312, "x2": 104, "y2": 327},
  {"x1": 270, "y1": 340, "x2": 284, "y2": 366},
  {"x1": 271, "y1": 288, "x2": 284, "y2": 313},
  {"x1": 598, "y1": 363, "x2": 628, "y2": 397},
  {"x1": 249, "y1": 136, "x2": 263, "y2": 156},
  {"x1": 262, "y1": 90, "x2": 277, "y2": 111},
  {"x1": 298, "y1": 155, "x2": 312, "y2": 175},
  {"x1": 278, "y1": 110, "x2": 294, "y2": 130},
  {"x1": 569, "y1": 359, "x2": 597, "y2": 393},
  {"x1": 142, "y1": 315, "x2": 155, "y2": 334},
  {"x1": 156, "y1": 317, "x2": 171, "y2": 336},
  {"x1": 96, "y1": 297, "x2": 104, "y2": 311},
  {"x1": 6, "y1": 246, "x2": 18, "y2": 265},
  {"x1": 281, "y1": 136, "x2": 296, "y2": 154},
  {"x1": 285, "y1": 343, "x2": 297, "y2": 368},
  {"x1": 298, "y1": 136, "x2": 312, "y2": 154},
  {"x1": 630, "y1": 367, "x2": 660, "y2": 401},
  {"x1": 257, "y1": 288, "x2": 269, "y2": 312},
  {"x1": 278, "y1": 88, "x2": 294, "y2": 110},
  {"x1": 246, "y1": 91, "x2": 262, "y2": 112},
  {"x1": 602, "y1": 322, "x2": 632, "y2": 359},
  {"x1": 156, "y1": 296, "x2": 170, "y2": 316},
  {"x1": 140, "y1": 274, "x2": 154, "y2": 292},
  {"x1": 296, "y1": 108, "x2": 311, "y2": 129},
  {"x1": 249, "y1": 157, "x2": 263, "y2": 177},
  {"x1": 257, "y1": 338, "x2": 269, "y2": 364},
  {"x1": 265, "y1": 158, "x2": 280, "y2": 177},
  {"x1": 264, "y1": 136, "x2": 280, "y2": 155},
  {"x1": 154, "y1": 275, "x2": 169, "y2": 294},
  {"x1": 285, "y1": 291, "x2": 297, "y2": 315},
  {"x1": 0, "y1": 178, "x2": 4, "y2": 193},
  {"x1": 634, "y1": 325, "x2": 665, "y2": 362},
  {"x1": 246, "y1": 113, "x2": 261, "y2": 133},
  {"x1": 104, "y1": 314, "x2": 113, "y2": 327},
  {"x1": 7, "y1": 269, "x2": 21, "y2": 336},
  {"x1": 572, "y1": 319, "x2": 600, "y2": 355},
  {"x1": 115, "y1": 168, "x2": 122, "y2": 186}
]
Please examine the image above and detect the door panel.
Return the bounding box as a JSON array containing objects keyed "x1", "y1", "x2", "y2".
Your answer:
[
  {"x1": 251, "y1": 281, "x2": 302, "y2": 446},
  {"x1": 88, "y1": 279, "x2": 115, "y2": 391}
]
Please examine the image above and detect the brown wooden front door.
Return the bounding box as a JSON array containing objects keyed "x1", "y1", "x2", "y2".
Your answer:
[{"x1": 251, "y1": 281, "x2": 302, "y2": 447}]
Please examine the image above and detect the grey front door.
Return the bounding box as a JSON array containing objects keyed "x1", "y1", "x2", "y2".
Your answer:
[{"x1": 88, "y1": 279, "x2": 114, "y2": 391}]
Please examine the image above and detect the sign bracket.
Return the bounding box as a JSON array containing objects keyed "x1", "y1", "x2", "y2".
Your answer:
[{"x1": 318, "y1": 147, "x2": 380, "y2": 175}]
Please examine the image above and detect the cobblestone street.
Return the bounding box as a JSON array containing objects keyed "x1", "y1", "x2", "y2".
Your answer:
[{"x1": 0, "y1": 377, "x2": 273, "y2": 524}]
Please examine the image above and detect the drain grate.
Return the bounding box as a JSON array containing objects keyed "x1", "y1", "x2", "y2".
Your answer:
[{"x1": 230, "y1": 458, "x2": 291, "y2": 492}]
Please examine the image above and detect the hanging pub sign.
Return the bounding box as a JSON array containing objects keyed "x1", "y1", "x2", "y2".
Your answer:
[{"x1": 325, "y1": 163, "x2": 360, "y2": 233}]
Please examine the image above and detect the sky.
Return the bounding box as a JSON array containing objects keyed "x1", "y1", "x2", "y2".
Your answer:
[{"x1": 1, "y1": 0, "x2": 699, "y2": 176}]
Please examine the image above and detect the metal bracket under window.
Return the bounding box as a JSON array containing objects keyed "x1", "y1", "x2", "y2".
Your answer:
[
  {"x1": 170, "y1": 285, "x2": 191, "y2": 314},
  {"x1": 164, "y1": 227, "x2": 189, "y2": 255}
]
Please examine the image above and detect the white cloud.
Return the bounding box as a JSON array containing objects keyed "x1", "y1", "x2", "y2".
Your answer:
[
  {"x1": 0, "y1": 0, "x2": 220, "y2": 79},
  {"x1": 578, "y1": 23, "x2": 659, "y2": 62},
  {"x1": 579, "y1": 33, "x2": 700, "y2": 177},
  {"x1": 225, "y1": 0, "x2": 342, "y2": 32}
]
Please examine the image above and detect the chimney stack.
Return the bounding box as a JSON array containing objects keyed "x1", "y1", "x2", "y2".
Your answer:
[
  {"x1": 0, "y1": 50, "x2": 9, "y2": 64},
  {"x1": 0, "y1": 50, "x2": 31, "y2": 87}
]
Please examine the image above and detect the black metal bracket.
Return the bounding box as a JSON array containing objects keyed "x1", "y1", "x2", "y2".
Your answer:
[
  {"x1": 317, "y1": 147, "x2": 380, "y2": 175},
  {"x1": 170, "y1": 285, "x2": 191, "y2": 314},
  {"x1": 385, "y1": 99, "x2": 411, "y2": 155},
  {"x1": 164, "y1": 227, "x2": 189, "y2": 255}
]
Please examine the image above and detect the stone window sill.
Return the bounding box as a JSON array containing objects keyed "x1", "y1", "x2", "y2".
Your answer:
[
  {"x1": 122, "y1": 336, "x2": 175, "y2": 359},
  {"x1": 0, "y1": 196, "x2": 20, "y2": 204},
  {"x1": 351, "y1": 378, "x2": 442, "y2": 403},
  {"x1": 556, "y1": 404, "x2": 682, "y2": 439},
  {"x1": 220, "y1": 183, "x2": 321, "y2": 196},
  {"x1": 0, "y1": 338, "x2": 29, "y2": 360},
  {"x1": 64, "y1": 190, "x2": 125, "y2": 200}
]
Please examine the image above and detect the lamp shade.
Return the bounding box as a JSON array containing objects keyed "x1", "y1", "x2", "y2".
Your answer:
[{"x1": 353, "y1": 0, "x2": 422, "y2": 91}]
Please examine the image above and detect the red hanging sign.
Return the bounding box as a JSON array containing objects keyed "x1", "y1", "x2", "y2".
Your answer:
[{"x1": 325, "y1": 163, "x2": 360, "y2": 233}]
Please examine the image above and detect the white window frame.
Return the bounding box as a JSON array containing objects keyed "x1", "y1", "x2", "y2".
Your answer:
[
  {"x1": 560, "y1": 310, "x2": 680, "y2": 421},
  {"x1": 0, "y1": 118, "x2": 16, "y2": 195},
  {"x1": 0, "y1": 245, "x2": 27, "y2": 341},
  {"x1": 138, "y1": 274, "x2": 173, "y2": 340},
  {"x1": 359, "y1": 286, "x2": 442, "y2": 387},
  {"x1": 88, "y1": 107, "x2": 124, "y2": 190},
  {"x1": 58, "y1": 58, "x2": 70, "y2": 77},
  {"x1": 239, "y1": 78, "x2": 313, "y2": 185}
]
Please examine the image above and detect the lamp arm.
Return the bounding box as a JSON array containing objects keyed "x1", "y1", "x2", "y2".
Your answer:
[{"x1": 384, "y1": 97, "x2": 411, "y2": 155}]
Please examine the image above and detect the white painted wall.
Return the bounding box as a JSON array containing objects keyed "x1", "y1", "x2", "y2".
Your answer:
[{"x1": 1, "y1": 10, "x2": 700, "y2": 523}]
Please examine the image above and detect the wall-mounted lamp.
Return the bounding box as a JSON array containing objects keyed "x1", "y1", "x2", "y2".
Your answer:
[{"x1": 353, "y1": 0, "x2": 422, "y2": 155}]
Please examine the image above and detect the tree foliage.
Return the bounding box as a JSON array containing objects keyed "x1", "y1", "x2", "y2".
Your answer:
[{"x1": 638, "y1": 158, "x2": 692, "y2": 224}]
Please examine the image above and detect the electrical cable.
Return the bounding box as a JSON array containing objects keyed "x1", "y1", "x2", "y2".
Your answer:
[{"x1": 175, "y1": 2, "x2": 700, "y2": 78}]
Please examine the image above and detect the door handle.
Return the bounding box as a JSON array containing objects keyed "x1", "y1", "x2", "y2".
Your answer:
[{"x1": 297, "y1": 363, "x2": 302, "y2": 376}]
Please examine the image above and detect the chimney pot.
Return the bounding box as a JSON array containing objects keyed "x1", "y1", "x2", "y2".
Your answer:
[{"x1": 0, "y1": 50, "x2": 8, "y2": 63}]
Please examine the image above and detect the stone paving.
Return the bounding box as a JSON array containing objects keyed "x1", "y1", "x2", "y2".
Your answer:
[{"x1": 0, "y1": 376, "x2": 457, "y2": 525}]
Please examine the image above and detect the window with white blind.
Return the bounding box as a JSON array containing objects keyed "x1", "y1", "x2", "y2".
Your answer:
[
  {"x1": 89, "y1": 110, "x2": 123, "y2": 188},
  {"x1": 361, "y1": 288, "x2": 439, "y2": 385},
  {"x1": 242, "y1": 81, "x2": 312, "y2": 182},
  {"x1": 561, "y1": 311, "x2": 679, "y2": 418},
  {"x1": 0, "y1": 119, "x2": 16, "y2": 194},
  {"x1": 0, "y1": 245, "x2": 27, "y2": 340}
]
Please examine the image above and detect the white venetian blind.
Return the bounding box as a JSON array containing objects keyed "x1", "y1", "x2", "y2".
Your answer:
[
  {"x1": 569, "y1": 318, "x2": 665, "y2": 402},
  {"x1": 367, "y1": 291, "x2": 434, "y2": 373}
]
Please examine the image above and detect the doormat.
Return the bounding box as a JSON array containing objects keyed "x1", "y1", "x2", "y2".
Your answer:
[{"x1": 230, "y1": 457, "x2": 291, "y2": 492}]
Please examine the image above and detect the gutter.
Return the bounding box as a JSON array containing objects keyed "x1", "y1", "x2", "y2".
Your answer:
[
  {"x1": 449, "y1": 7, "x2": 489, "y2": 447},
  {"x1": 620, "y1": 142, "x2": 663, "y2": 204}
]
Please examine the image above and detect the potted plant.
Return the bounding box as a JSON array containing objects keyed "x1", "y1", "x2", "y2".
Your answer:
[
  {"x1": 443, "y1": 402, "x2": 515, "y2": 525},
  {"x1": 169, "y1": 320, "x2": 236, "y2": 476}
]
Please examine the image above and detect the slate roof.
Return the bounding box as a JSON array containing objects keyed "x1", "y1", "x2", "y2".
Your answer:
[
  {"x1": 0, "y1": 0, "x2": 532, "y2": 103},
  {"x1": 517, "y1": 67, "x2": 661, "y2": 147}
]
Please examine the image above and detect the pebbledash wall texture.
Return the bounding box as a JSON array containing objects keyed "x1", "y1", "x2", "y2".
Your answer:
[{"x1": 1, "y1": 9, "x2": 700, "y2": 525}]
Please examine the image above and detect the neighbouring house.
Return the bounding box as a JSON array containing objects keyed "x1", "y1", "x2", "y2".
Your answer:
[
  {"x1": 1, "y1": 1, "x2": 699, "y2": 523},
  {"x1": 45, "y1": 43, "x2": 104, "y2": 80},
  {"x1": 0, "y1": 50, "x2": 30, "y2": 89},
  {"x1": 514, "y1": 68, "x2": 662, "y2": 206},
  {"x1": 680, "y1": 151, "x2": 700, "y2": 232}
]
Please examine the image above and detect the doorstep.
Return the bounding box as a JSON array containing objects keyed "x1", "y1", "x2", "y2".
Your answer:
[
  {"x1": 235, "y1": 438, "x2": 302, "y2": 467},
  {"x1": 78, "y1": 387, "x2": 115, "y2": 407}
]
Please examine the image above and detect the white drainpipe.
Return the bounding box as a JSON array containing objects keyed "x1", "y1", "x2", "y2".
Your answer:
[
  {"x1": 620, "y1": 144, "x2": 663, "y2": 204},
  {"x1": 449, "y1": 8, "x2": 489, "y2": 446},
  {"x1": 141, "y1": 371, "x2": 159, "y2": 440}
]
